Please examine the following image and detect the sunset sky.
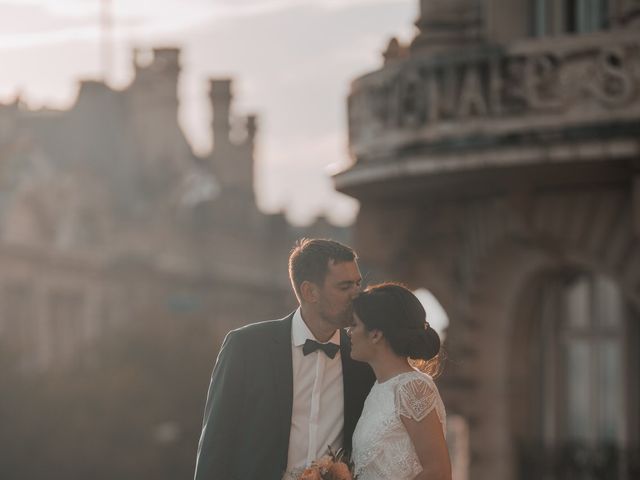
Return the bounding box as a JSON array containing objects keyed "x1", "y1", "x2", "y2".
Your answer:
[{"x1": 0, "y1": 0, "x2": 417, "y2": 225}]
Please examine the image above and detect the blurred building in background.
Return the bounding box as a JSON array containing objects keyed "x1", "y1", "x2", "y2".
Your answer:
[
  {"x1": 337, "y1": 1, "x2": 640, "y2": 479},
  {"x1": 0, "y1": 47, "x2": 346, "y2": 371}
]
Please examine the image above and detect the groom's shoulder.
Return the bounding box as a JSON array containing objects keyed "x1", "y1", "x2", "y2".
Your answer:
[{"x1": 226, "y1": 312, "x2": 293, "y2": 343}]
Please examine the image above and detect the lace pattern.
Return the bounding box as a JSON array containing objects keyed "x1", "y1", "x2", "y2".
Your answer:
[
  {"x1": 351, "y1": 371, "x2": 446, "y2": 480},
  {"x1": 396, "y1": 377, "x2": 440, "y2": 422}
]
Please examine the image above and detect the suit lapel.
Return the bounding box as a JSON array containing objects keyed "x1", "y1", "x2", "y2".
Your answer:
[{"x1": 269, "y1": 313, "x2": 294, "y2": 459}]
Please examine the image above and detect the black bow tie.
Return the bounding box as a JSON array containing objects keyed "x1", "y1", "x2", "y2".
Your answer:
[{"x1": 302, "y1": 339, "x2": 340, "y2": 359}]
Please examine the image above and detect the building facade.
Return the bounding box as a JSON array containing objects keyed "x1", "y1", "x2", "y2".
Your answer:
[
  {"x1": 337, "y1": 1, "x2": 640, "y2": 479},
  {"x1": 0, "y1": 47, "x2": 346, "y2": 370}
]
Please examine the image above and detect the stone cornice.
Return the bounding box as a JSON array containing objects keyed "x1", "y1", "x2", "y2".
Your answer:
[{"x1": 335, "y1": 137, "x2": 638, "y2": 194}]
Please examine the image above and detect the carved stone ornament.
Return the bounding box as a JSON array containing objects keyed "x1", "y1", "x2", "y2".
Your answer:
[{"x1": 348, "y1": 34, "x2": 640, "y2": 156}]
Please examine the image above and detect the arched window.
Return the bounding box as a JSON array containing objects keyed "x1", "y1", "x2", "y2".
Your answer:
[
  {"x1": 522, "y1": 272, "x2": 631, "y2": 479},
  {"x1": 563, "y1": 275, "x2": 624, "y2": 445}
]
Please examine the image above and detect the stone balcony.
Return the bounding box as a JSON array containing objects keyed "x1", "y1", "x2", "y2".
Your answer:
[{"x1": 336, "y1": 27, "x2": 640, "y2": 198}]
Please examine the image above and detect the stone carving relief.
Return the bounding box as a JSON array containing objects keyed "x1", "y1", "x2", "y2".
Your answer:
[{"x1": 349, "y1": 39, "x2": 640, "y2": 147}]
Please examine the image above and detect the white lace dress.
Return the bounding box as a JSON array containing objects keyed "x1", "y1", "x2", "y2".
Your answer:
[{"x1": 351, "y1": 371, "x2": 446, "y2": 480}]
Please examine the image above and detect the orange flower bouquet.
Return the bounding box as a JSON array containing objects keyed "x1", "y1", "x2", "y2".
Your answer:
[{"x1": 286, "y1": 447, "x2": 355, "y2": 480}]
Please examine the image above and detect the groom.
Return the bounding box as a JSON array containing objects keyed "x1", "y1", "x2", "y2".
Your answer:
[{"x1": 194, "y1": 238, "x2": 375, "y2": 480}]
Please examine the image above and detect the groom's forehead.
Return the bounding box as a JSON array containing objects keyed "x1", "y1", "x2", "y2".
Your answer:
[{"x1": 326, "y1": 260, "x2": 361, "y2": 281}]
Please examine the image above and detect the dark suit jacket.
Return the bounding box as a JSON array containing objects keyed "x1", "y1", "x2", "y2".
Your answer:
[{"x1": 193, "y1": 312, "x2": 375, "y2": 480}]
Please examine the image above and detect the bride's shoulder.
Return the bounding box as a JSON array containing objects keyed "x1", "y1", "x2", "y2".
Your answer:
[{"x1": 393, "y1": 371, "x2": 443, "y2": 422}]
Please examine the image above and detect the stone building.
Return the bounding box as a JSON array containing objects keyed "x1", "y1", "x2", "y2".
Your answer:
[
  {"x1": 0, "y1": 47, "x2": 346, "y2": 370},
  {"x1": 337, "y1": 1, "x2": 640, "y2": 479}
]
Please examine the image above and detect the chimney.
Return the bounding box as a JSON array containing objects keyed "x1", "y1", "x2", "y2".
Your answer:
[{"x1": 210, "y1": 79, "x2": 232, "y2": 148}]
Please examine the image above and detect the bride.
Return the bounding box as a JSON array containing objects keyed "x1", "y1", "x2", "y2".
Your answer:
[{"x1": 347, "y1": 283, "x2": 451, "y2": 480}]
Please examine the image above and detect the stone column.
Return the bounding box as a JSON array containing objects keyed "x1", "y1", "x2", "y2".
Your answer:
[{"x1": 412, "y1": 0, "x2": 483, "y2": 52}]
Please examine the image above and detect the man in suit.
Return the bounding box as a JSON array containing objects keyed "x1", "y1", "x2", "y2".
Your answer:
[{"x1": 194, "y1": 238, "x2": 375, "y2": 480}]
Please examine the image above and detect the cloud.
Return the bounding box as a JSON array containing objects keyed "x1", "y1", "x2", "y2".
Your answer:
[
  {"x1": 0, "y1": 0, "x2": 211, "y2": 49},
  {"x1": 0, "y1": 0, "x2": 413, "y2": 35}
]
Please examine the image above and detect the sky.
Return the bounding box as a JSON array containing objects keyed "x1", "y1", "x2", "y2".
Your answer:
[
  {"x1": 0, "y1": 0, "x2": 451, "y2": 337},
  {"x1": 0, "y1": 0, "x2": 418, "y2": 225}
]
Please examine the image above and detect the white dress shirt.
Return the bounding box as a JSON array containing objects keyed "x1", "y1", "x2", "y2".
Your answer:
[{"x1": 285, "y1": 308, "x2": 344, "y2": 472}]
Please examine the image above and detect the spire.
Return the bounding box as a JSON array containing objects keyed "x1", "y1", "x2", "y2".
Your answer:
[
  {"x1": 383, "y1": 37, "x2": 409, "y2": 65},
  {"x1": 411, "y1": 0, "x2": 482, "y2": 53}
]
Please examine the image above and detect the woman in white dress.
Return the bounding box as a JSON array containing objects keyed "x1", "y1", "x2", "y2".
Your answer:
[{"x1": 348, "y1": 283, "x2": 451, "y2": 480}]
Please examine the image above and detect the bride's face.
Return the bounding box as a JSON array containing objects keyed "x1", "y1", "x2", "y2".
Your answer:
[{"x1": 347, "y1": 312, "x2": 376, "y2": 362}]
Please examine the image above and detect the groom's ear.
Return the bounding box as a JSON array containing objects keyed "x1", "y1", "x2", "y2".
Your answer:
[{"x1": 300, "y1": 280, "x2": 318, "y2": 303}]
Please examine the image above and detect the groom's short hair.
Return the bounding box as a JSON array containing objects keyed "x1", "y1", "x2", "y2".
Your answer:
[{"x1": 289, "y1": 238, "x2": 357, "y2": 299}]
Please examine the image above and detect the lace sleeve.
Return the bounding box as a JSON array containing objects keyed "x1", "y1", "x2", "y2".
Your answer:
[{"x1": 395, "y1": 375, "x2": 440, "y2": 422}]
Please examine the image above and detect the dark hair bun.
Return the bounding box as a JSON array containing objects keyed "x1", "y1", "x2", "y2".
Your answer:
[
  {"x1": 353, "y1": 283, "x2": 441, "y2": 361},
  {"x1": 393, "y1": 326, "x2": 440, "y2": 360},
  {"x1": 406, "y1": 327, "x2": 440, "y2": 360}
]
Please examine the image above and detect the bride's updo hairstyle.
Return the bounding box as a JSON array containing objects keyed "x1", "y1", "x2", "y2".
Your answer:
[{"x1": 353, "y1": 283, "x2": 442, "y2": 369}]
